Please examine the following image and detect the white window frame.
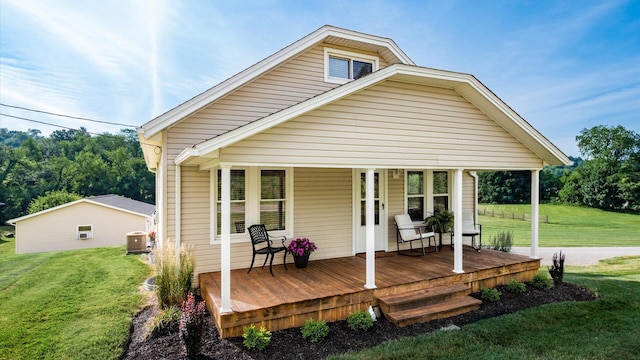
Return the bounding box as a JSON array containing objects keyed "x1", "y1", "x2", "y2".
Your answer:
[
  {"x1": 211, "y1": 167, "x2": 293, "y2": 244},
  {"x1": 404, "y1": 170, "x2": 451, "y2": 221},
  {"x1": 77, "y1": 224, "x2": 93, "y2": 239},
  {"x1": 324, "y1": 48, "x2": 379, "y2": 84}
]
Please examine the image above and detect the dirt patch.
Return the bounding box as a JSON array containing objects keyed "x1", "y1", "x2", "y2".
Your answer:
[{"x1": 121, "y1": 282, "x2": 595, "y2": 360}]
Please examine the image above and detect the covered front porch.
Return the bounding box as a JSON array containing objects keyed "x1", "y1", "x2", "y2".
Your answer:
[{"x1": 200, "y1": 246, "x2": 540, "y2": 338}]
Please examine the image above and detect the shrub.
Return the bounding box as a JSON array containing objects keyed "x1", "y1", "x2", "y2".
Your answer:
[
  {"x1": 489, "y1": 231, "x2": 513, "y2": 252},
  {"x1": 548, "y1": 251, "x2": 566, "y2": 285},
  {"x1": 347, "y1": 310, "x2": 374, "y2": 332},
  {"x1": 480, "y1": 287, "x2": 501, "y2": 302},
  {"x1": 301, "y1": 318, "x2": 329, "y2": 343},
  {"x1": 179, "y1": 293, "x2": 206, "y2": 359},
  {"x1": 144, "y1": 305, "x2": 181, "y2": 339},
  {"x1": 531, "y1": 273, "x2": 554, "y2": 290},
  {"x1": 243, "y1": 324, "x2": 271, "y2": 351},
  {"x1": 155, "y1": 240, "x2": 195, "y2": 308},
  {"x1": 505, "y1": 280, "x2": 526, "y2": 294}
]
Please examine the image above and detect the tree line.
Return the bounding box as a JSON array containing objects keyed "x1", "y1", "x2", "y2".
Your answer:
[
  {"x1": 479, "y1": 125, "x2": 640, "y2": 211},
  {"x1": 0, "y1": 127, "x2": 155, "y2": 223}
]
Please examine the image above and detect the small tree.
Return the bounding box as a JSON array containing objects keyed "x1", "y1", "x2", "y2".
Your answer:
[
  {"x1": 27, "y1": 190, "x2": 81, "y2": 214},
  {"x1": 548, "y1": 251, "x2": 565, "y2": 285}
]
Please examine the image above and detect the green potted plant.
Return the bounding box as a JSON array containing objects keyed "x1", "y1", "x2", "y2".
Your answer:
[
  {"x1": 287, "y1": 238, "x2": 317, "y2": 268},
  {"x1": 424, "y1": 210, "x2": 454, "y2": 249}
]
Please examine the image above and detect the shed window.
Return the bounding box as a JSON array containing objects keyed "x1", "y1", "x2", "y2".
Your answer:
[{"x1": 77, "y1": 225, "x2": 93, "y2": 239}]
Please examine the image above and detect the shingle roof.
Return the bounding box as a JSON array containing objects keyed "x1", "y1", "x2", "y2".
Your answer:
[{"x1": 88, "y1": 195, "x2": 155, "y2": 216}]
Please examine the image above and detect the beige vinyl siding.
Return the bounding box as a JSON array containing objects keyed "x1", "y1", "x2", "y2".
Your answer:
[
  {"x1": 462, "y1": 172, "x2": 475, "y2": 214},
  {"x1": 293, "y1": 167, "x2": 353, "y2": 259},
  {"x1": 14, "y1": 202, "x2": 149, "y2": 254},
  {"x1": 222, "y1": 81, "x2": 543, "y2": 169},
  {"x1": 386, "y1": 171, "x2": 405, "y2": 251}
]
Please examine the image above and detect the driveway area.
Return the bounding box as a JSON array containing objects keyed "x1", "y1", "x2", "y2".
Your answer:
[{"x1": 510, "y1": 247, "x2": 640, "y2": 266}]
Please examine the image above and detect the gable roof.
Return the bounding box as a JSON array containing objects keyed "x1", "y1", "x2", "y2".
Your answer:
[
  {"x1": 7, "y1": 195, "x2": 155, "y2": 224},
  {"x1": 175, "y1": 64, "x2": 571, "y2": 167},
  {"x1": 138, "y1": 25, "x2": 414, "y2": 139}
]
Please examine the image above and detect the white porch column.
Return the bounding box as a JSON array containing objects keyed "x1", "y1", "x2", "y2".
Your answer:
[
  {"x1": 453, "y1": 169, "x2": 464, "y2": 273},
  {"x1": 220, "y1": 165, "x2": 232, "y2": 313},
  {"x1": 364, "y1": 168, "x2": 377, "y2": 289},
  {"x1": 530, "y1": 169, "x2": 540, "y2": 259},
  {"x1": 175, "y1": 164, "x2": 181, "y2": 248}
]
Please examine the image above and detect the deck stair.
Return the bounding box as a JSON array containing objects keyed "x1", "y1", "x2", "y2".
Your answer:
[{"x1": 377, "y1": 283, "x2": 481, "y2": 327}]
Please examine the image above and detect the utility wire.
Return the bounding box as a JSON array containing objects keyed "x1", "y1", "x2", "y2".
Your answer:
[{"x1": 0, "y1": 103, "x2": 136, "y2": 127}]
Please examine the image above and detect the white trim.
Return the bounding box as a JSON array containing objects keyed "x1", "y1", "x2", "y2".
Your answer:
[
  {"x1": 175, "y1": 165, "x2": 181, "y2": 248},
  {"x1": 220, "y1": 165, "x2": 232, "y2": 313},
  {"x1": 530, "y1": 169, "x2": 540, "y2": 259},
  {"x1": 7, "y1": 198, "x2": 152, "y2": 224},
  {"x1": 469, "y1": 171, "x2": 479, "y2": 224},
  {"x1": 140, "y1": 25, "x2": 414, "y2": 138},
  {"x1": 453, "y1": 169, "x2": 464, "y2": 273},
  {"x1": 175, "y1": 64, "x2": 570, "y2": 168},
  {"x1": 76, "y1": 224, "x2": 94, "y2": 240},
  {"x1": 324, "y1": 47, "x2": 379, "y2": 84},
  {"x1": 364, "y1": 168, "x2": 377, "y2": 289}
]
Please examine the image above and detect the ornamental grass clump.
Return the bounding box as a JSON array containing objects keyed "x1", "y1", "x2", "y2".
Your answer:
[
  {"x1": 243, "y1": 324, "x2": 271, "y2": 351},
  {"x1": 155, "y1": 240, "x2": 195, "y2": 308},
  {"x1": 144, "y1": 305, "x2": 181, "y2": 340},
  {"x1": 301, "y1": 318, "x2": 329, "y2": 343},
  {"x1": 347, "y1": 310, "x2": 374, "y2": 331},
  {"x1": 179, "y1": 293, "x2": 206, "y2": 360},
  {"x1": 489, "y1": 231, "x2": 513, "y2": 252},
  {"x1": 287, "y1": 237, "x2": 317, "y2": 257}
]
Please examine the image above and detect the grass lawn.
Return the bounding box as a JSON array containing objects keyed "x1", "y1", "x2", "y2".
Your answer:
[
  {"x1": 330, "y1": 256, "x2": 640, "y2": 360},
  {"x1": 478, "y1": 204, "x2": 640, "y2": 247},
  {"x1": 0, "y1": 232, "x2": 151, "y2": 360}
]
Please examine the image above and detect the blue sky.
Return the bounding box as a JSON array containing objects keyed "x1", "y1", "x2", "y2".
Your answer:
[{"x1": 0, "y1": 0, "x2": 638, "y2": 156}]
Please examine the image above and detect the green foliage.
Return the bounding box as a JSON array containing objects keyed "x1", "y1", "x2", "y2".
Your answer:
[
  {"x1": 480, "y1": 287, "x2": 501, "y2": 302},
  {"x1": 505, "y1": 280, "x2": 527, "y2": 294},
  {"x1": 530, "y1": 273, "x2": 554, "y2": 290},
  {"x1": 243, "y1": 324, "x2": 271, "y2": 351},
  {"x1": 0, "y1": 127, "x2": 154, "y2": 223},
  {"x1": 27, "y1": 190, "x2": 81, "y2": 214},
  {"x1": 145, "y1": 305, "x2": 181, "y2": 339},
  {"x1": 489, "y1": 230, "x2": 513, "y2": 252},
  {"x1": 347, "y1": 310, "x2": 374, "y2": 332},
  {"x1": 179, "y1": 293, "x2": 206, "y2": 359},
  {"x1": 301, "y1": 318, "x2": 330, "y2": 343},
  {"x1": 155, "y1": 241, "x2": 196, "y2": 309},
  {"x1": 424, "y1": 210, "x2": 454, "y2": 233},
  {"x1": 478, "y1": 171, "x2": 531, "y2": 204}
]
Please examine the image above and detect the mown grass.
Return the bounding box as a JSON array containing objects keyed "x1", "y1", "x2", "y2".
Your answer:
[
  {"x1": 0, "y1": 234, "x2": 151, "y2": 360},
  {"x1": 478, "y1": 204, "x2": 640, "y2": 247},
  {"x1": 330, "y1": 256, "x2": 640, "y2": 360}
]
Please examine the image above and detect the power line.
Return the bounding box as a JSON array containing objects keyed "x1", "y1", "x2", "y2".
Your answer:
[
  {"x1": 1, "y1": 113, "x2": 102, "y2": 135},
  {"x1": 0, "y1": 103, "x2": 136, "y2": 127}
]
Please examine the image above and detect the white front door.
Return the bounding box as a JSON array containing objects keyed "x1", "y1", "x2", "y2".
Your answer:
[{"x1": 354, "y1": 169, "x2": 387, "y2": 253}]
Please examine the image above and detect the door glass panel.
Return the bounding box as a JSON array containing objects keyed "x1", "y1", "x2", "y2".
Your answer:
[{"x1": 360, "y1": 172, "x2": 380, "y2": 226}]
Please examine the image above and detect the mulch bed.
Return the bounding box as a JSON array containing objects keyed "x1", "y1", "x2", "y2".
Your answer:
[{"x1": 121, "y1": 282, "x2": 595, "y2": 360}]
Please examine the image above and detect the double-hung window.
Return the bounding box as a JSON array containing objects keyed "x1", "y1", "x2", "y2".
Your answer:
[
  {"x1": 405, "y1": 170, "x2": 451, "y2": 219},
  {"x1": 260, "y1": 170, "x2": 286, "y2": 231},
  {"x1": 325, "y1": 48, "x2": 378, "y2": 84},
  {"x1": 216, "y1": 169, "x2": 246, "y2": 235},
  {"x1": 433, "y1": 171, "x2": 449, "y2": 213},
  {"x1": 407, "y1": 171, "x2": 425, "y2": 221}
]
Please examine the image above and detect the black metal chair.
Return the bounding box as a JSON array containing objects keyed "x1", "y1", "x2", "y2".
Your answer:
[{"x1": 247, "y1": 224, "x2": 288, "y2": 276}]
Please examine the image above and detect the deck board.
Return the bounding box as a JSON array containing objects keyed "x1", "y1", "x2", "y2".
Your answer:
[{"x1": 200, "y1": 246, "x2": 540, "y2": 337}]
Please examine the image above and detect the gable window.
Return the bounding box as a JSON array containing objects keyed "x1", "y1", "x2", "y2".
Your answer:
[
  {"x1": 77, "y1": 225, "x2": 93, "y2": 239},
  {"x1": 324, "y1": 48, "x2": 379, "y2": 84},
  {"x1": 212, "y1": 167, "x2": 293, "y2": 243}
]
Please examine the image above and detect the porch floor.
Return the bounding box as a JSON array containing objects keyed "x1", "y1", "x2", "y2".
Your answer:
[{"x1": 200, "y1": 246, "x2": 540, "y2": 338}]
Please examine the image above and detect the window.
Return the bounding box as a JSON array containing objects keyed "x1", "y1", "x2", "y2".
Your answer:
[
  {"x1": 324, "y1": 48, "x2": 378, "y2": 84},
  {"x1": 212, "y1": 167, "x2": 292, "y2": 242},
  {"x1": 433, "y1": 171, "x2": 449, "y2": 213},
  {"x1": 407, "y1": 171, "x2": 424, "y2": 221},
  {"x1": 77, "y1": 225, "x2": 93, "y2": 239},
  {"x1": 260, "y1": 170, "x2": 286, "y2": 231},
  {"x1": 216, "y1": 169, "x2": 246, "y2": 235},
  {"x1": 405, "y1": 170, "x2": 451, "y2": 219}
]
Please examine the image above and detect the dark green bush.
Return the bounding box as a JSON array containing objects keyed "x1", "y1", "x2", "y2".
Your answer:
[
  {"x1": 480, "y1": 287, "x2": 501, "y2": 302},
  {"x1": 301, "y1": 318, "x2": 329, "y2": 343},
  {"x1": 548, "y1": 251, "x2": 566, "y2": 285},
  {"x1": 144, "y1": 305, "x2": 181, "y2": 339},
  {"x1": 531, "y1": 273, "x2": 554, "y2": 290},
  {"x1": 347, "y1": 310, "x2": 374, "y2": 331},
  {"x1": 505, "y1": 280, "x2": 526, "y2": 294},
  {"x1": 243, "y1": 324, "x2": 271, "y2": 351}
]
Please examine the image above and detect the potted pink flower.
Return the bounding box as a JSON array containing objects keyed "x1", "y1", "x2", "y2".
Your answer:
[{"x1": 287, "y1": 237, "x2": 317, "y2": 268}]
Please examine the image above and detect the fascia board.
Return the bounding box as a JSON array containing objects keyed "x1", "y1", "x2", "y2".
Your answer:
[{"x1": 140, "y1": 26, "x2": 414, "y2": 138}]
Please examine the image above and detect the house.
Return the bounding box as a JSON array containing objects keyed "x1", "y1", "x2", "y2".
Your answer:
[
  {"x1": 137, "y1": 25, "x2": 570, "y2": 335},
  {"x1": 8, "y1": 194, "x2": 155, "y2": 254}
]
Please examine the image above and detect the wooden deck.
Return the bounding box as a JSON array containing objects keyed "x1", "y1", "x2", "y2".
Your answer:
[{"x1": 200, "y1": 246, "x2": 540, "y2": 338}]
